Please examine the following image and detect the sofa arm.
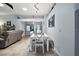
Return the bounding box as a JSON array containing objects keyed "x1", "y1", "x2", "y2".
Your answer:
[{"x1": 0, "y1": 38, "x2": 5, "y2": 48}]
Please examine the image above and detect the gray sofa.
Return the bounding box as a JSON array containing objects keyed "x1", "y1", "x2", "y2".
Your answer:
[{"x1": 0, "y1": 30, "x2": 23, "y2": 48}]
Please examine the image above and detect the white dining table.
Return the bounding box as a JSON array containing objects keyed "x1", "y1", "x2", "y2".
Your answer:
[{"x1": 30, "y1": 33, "x2": 49, "y2": 52}]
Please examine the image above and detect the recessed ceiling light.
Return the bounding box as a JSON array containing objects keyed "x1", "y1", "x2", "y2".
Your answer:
[
  {"x1": 0, "y1": 3, "x2": 4, "y2": 6},
  {"x1": 22, "y1": 8, "x2": 27, "y2": 11}
]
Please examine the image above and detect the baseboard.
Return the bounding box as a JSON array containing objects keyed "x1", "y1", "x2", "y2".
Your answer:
[{"x1": 54, "y1": 48, "x2": 61, "y2": 56}]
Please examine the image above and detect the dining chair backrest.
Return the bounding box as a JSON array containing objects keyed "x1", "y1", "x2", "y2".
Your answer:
[{"x1": 36, "y1": 34, "x2": 44, "y2": 43}]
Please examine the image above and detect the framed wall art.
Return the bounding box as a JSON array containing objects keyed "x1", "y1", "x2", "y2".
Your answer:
[{"x1": 48, "y1": 14, "x2": 55, "y2": 27}]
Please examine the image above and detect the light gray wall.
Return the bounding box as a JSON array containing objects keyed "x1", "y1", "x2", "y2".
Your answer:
[
  {"x1": 12, "y1": 19, "x2": 24, "y2": 31},
  {"x1": 0, "y1": 15, "x2": 15, "y2": 25},
  {"x1": 0, "y1": 15, "x2": 24, "y2": 31},
  {"x1": 43, "y1": 16, "x2": 47, "y2": 33},
  {"x1": 44, "y1": 3, "x2": 75, "y2": 56}
]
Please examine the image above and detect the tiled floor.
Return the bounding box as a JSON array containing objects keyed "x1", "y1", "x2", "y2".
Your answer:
[{"x1": 0, "y1": 36, "x2": 58, "y2": 56}]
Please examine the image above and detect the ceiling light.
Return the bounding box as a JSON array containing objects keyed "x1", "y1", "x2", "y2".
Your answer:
[
  {"x1": 22, "y1": 8, "x2": 27, "y2": 11},
  {"x1": 0, "y1": 3, "x2": 4, "y2": 6}
]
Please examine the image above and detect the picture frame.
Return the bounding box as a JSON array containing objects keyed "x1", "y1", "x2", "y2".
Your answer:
[
  {"x1": 48, "y1": 14, "x2": 55, "y2": 27},
  {"x1": 7, "y1": 21, "x2": 11, "y2": 26}
]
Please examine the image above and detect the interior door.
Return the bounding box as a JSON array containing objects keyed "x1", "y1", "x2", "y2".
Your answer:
[{"x1": 25, "y1": 25, "x2": 30, "y2": 36}]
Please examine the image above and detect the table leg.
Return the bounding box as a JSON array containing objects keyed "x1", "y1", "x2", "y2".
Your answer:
[
  {"x1": 29, "y1": 39, "x2": 32, "y2": 51},
  {"x1": 47, "y1": 39, "x2": 49, "y2": 52}
]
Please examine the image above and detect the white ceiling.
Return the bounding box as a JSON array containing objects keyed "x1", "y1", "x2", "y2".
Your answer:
[{"x1": 0, "y1": 3, "x2": 54, "y2": 18}]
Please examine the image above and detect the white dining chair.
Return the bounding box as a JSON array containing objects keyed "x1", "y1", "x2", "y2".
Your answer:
[
  {"x1": 30, "y1": 34, "x2": 36, "y2": 52},
  {"x1": 35, "y1": 35, "x2": 44, "y2": 54}
]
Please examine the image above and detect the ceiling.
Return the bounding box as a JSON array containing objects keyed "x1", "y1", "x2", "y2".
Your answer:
[{"x1": 0, "y1": 3, "x2": 54, "y2": 18}]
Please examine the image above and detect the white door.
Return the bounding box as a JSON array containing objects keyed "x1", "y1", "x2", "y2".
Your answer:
[{"x1": 26, "y1": 25, "x2": 30, "y2": 35}]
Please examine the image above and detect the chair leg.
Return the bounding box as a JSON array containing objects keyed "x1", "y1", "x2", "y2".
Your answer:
[
  {"x1": 35, "y1": 45, "x2": 36, "y2": 53},
  {"x1": 29, "y1": 42, "x2": 32, "y2": 51},
  {"x1": 43, "y1": 45, "x2": 44, "y2": 54}
]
